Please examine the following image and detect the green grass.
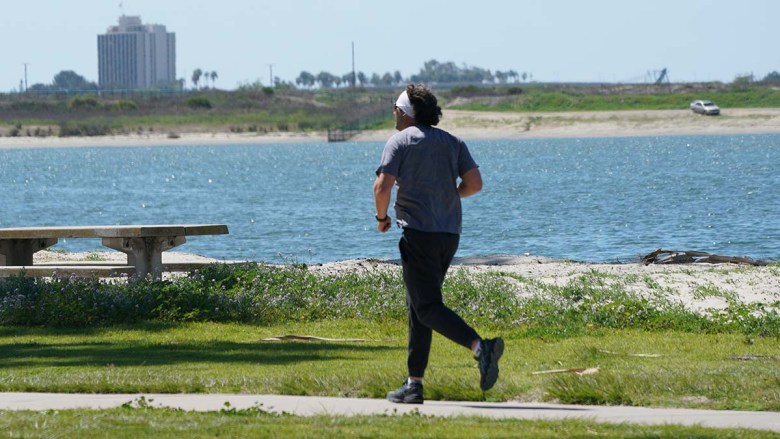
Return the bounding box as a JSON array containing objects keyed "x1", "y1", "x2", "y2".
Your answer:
[
  {"x1": 0, "y1": 407, "x2": 775, "y2": 438},
  {"x1": 1, "y1": 321, "x2": 779, "y2": 411},
  {"x1": 1, "y1": 263, "x2": 778, "y2": 435},
  {"x1": 450, "y1": 88, "x2": 780, "y2": 112}
]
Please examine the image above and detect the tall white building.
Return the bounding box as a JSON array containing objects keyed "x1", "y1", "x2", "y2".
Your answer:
[{"x1": 98, "y1": 15, "x2": 176, "y2": 90}]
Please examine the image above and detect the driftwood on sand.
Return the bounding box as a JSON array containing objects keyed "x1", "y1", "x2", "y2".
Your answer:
[{"x1": 640, "y1": 248, "x2": 768, "y2": 266}]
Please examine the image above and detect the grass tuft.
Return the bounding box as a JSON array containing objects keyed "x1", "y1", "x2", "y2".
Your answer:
[{"x1": 548, "y1": 372, "x2": 636, "y2": 406}]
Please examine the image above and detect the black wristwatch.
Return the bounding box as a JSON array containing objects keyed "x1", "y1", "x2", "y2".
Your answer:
[{"x1": 375, "y1": 215, "x2": 389, "y2": 222}]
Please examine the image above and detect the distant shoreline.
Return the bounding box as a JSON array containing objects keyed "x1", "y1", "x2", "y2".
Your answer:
[{"x1": 2, "y1": 108, "x2": 780, "y2": 149}]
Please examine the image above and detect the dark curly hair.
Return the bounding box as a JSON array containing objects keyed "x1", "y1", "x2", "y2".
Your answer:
[{"x1": 406, "y1": 84, "x2": 442, "y2": 126}]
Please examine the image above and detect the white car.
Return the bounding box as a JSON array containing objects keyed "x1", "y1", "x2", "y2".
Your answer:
[{"x1": 690, "y1": 100, "x2": 720, "y2": 115}]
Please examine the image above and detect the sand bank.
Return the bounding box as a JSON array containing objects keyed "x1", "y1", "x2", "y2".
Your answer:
[
  {"x1": 313, "y1": 255, "x2": 780, "y2": 315},
  {"x1": 2, "y1": 108, "x2": 780, "y2": 149},
  {"x1": 355, "y1": 107, "x2": 780, "y2": 142},
  {"x1": 34, "y1": 251, "x2": 778, "y2": 315},
  {"x1": 0, "y1": 131, "x2": 324, "y2": 149}
]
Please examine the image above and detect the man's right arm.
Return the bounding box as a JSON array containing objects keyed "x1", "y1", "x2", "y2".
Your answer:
[
  {"x1": 458, "y1": 167, "x2": 483, "y2": 198},
  {"x1": 373, "y1": 172, "x2": 396, "y2": 232}
]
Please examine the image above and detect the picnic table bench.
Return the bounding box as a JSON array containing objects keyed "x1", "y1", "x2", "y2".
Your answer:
[{"x1": 0, "y1": 224, "x2": 229, "y2": 279}]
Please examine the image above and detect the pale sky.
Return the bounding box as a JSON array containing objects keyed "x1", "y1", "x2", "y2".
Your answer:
[{"x1": 3, "y1": 0, "x2": 777, "y2": 91}]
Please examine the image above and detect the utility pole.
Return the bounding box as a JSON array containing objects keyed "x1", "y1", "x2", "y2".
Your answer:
[
  {"x1": 351, "y1": 41, "x2": 356, "y2": 88},
  {"x1": 268, "y1": 64, "x2": 274, "y2": 87},
  {"x1": 23, "y1": 62, "x2": 28, "y2": 92}
]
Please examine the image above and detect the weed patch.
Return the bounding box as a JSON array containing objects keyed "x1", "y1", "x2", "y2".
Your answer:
[{"x1": 0, "y1": 263, "x2": 777, "y2": 337}]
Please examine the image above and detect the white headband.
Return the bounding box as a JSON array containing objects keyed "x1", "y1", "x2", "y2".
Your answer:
[{"x1": 395, "y1": 91, "x2": 415, "y2": 118}]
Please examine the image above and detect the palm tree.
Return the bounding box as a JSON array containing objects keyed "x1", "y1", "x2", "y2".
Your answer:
[
  {"x1": 316, "y1": 71, "x2": 337, "y2": 88},
  {"x1": 210, "y1": 71, "x2": 218, "y2": 89},
  {"x1": 381, "y1": 72, "x2": 394, "y2": 86},
  {"x1": 296, "y1": 71, "x2": 316, "y2": 89},
  {"x1": 192, "y1": 69, "x2": 203, "y2": 89}
]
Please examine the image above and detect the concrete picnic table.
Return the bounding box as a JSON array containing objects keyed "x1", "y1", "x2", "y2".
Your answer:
[{"x1": 0, "y1": 224, "x2": 229, "y2": 279}]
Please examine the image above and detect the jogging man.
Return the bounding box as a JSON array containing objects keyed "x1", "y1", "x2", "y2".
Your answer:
[{"x1": 373, "y1": 84, "x2": 504, "y2": 404}]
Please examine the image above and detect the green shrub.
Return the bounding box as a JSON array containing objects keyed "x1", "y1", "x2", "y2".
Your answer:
[
  {"x1": 68, "y1": 95, "x2": 100, "y2": 110},
  {"x1": 9, "y1": 101, "x2": 57, "y2": 111},
  {"x1": 112, "y1": 100, "x2": 138, "y2": 111},
  {"x1": 185, "y1": 96, "x2": 213, "y2": 109},
  {"x1": 58, "y1": 122, "x2": 113, "y2": 137},
  {"x1": 297, "y1": 120, "x2": 320, "y2": 131}
]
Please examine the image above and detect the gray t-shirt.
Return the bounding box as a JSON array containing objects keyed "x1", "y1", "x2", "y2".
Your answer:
[{"x1": 376, "y1": 125, "x2": 478, "y2": 235}]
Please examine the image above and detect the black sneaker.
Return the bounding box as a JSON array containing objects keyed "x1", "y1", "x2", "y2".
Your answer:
[
  {"x1": 477, "y1": 337, "x2": 504, "y2": 391},
  {"x1": 386, "y1": 381, "x2": 424, "y2": 404}
]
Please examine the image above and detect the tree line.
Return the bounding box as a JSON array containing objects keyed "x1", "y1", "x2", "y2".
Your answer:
[
  {"x1": 23, "y1": 70, "x2": 183, "y2": 93},
  {"x1": 16, "y1": 64, "x2": 780, "y2": 94},
  {"x1": 295, "y1": 59, "x2": 529, "y2": 89}
]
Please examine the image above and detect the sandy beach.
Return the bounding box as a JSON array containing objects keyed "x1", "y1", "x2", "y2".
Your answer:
[{"x1": 2, "y1": 108, "x2": 780, "y2": 149}]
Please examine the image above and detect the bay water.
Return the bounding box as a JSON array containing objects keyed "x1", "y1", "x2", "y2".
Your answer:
[{"x1": 1, "y1": 134, "x2": 778, "y2": 263}]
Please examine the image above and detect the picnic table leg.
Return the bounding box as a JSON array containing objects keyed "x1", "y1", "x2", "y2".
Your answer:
[
  {"x1": 0, "y1": 238, "x2": 58, "y2": 266},
  {"x1": 102, "y1": 236, "x2": 186, "y2": 280}
]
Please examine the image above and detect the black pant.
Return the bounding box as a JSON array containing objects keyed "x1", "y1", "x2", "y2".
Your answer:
[{"x1": 399, "y1": 228, "x2": 481, "y2": 378}]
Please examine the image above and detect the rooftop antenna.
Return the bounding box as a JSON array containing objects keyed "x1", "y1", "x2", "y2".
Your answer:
[{"x1": 119, "y1": 2, "x2": 124, "y2": 16}]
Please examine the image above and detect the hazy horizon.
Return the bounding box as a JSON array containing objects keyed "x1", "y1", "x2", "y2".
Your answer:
[{"x1": 3, "y1": 0, "x2": 777, "y2": 91}]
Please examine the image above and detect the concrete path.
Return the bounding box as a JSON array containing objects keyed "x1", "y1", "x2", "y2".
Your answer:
[{"x1": 1, "y1": 393, "x2": 778, "y2": 432}]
